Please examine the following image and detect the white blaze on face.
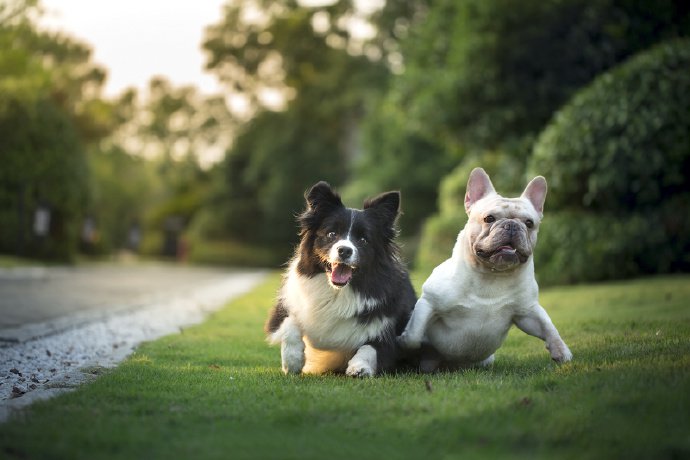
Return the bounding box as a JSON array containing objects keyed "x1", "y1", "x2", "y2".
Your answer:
[{"x1": 327, "y1": 210, "x2": 360, "y2": 287}]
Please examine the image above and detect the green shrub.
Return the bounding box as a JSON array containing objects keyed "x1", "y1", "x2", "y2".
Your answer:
[
  {"x1": 530, "y1": 39, "x2": 690, "y2": 283},
  {"x1": 392, "y1": 0, "x2": 690, "y2": 153},
  {"x1": 531, "y1": 39, "x2": 690, "y2": 212},
  {"x1": 186, "y1": 239, "x2": 286, "y2": 268},
  {"x1": 415, "y1": 211, "x2": 466, "y2": 275},
  {"x1": 535, "y1": 195, "x2": 690, "y2": 285}
]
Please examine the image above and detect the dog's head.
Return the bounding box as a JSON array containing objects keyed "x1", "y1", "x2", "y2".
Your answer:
[
  {"x1": 463, "y1": 168, "x2": 547, "y2": 272},
  {"x1": 297, "y1": 181, "x2": 401, "y2": 289}
]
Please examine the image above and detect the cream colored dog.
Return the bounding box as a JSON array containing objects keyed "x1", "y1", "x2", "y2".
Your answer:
[{"x1": 398, "y1": 168, "x2": 572, "y2": 371}]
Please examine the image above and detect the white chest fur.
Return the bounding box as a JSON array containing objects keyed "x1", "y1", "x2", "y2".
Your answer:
[
  {"x1": 422, "y1": 257, "x2": 539, "y2": 363},
  {"x1": 283, "y1": 265, "x2": 391, "y2": 352}
]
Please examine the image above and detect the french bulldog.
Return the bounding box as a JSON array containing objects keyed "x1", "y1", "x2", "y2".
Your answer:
[{"x1": 398, "y1": 167, "x2": 572, "y2": 371}]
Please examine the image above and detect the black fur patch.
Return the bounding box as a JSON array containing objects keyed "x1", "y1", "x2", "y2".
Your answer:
[{"x1": 264, "y1": 301, "x2": 289, "y2": 334}]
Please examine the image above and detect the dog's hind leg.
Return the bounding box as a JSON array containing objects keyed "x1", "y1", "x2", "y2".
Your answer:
[
  {"x1": 477, "y1": 354, "x2": 495, "y2": 368},
  {"x1": 419, "y1": 343, "x2": 442, "y2": 373}
]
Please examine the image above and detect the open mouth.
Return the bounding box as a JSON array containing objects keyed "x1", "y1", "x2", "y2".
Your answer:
[
  {"x1": 476, "y1": 245, "x2": 518, "y2": 258},
  {"x1": 328, "y1": 262, "x2": 355, "y2": 287},
  {"x1": 495, "y1": 245, "x2": 517, "y2": 255}
]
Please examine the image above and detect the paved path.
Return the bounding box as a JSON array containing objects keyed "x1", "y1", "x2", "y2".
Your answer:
[{"x1": 0, "y1": 263, "x2": 267, "y2": 422}]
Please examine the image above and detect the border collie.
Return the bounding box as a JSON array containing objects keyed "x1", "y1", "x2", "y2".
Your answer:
[{"x1": 265, "y1": 181, "x2": 416, "y2": 377}]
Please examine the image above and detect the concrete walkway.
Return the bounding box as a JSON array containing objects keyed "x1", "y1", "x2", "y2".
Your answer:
[{"x1": 0, "y1": 263, "x2": 267, "y2": 422}]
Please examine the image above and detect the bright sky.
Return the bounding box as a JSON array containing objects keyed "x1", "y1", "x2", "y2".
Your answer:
[
  {"x1": 39, "y1": 0, "x2": 227, "y2": 97},
  {"x1": 38, "y1": 0, "x2": 384, "y2": 100}
]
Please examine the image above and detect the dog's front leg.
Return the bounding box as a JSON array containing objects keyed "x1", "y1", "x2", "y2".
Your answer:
[
  {"x1": 271, "y1": 316, "x2": 305, "y2": 374},
  {"x1": 398, "y1": 296, "x2": 434, "y2": 349},
  {"x1": 514, "y1": 305, "x2": 573, "y2": 363},
  {"x1": 346, "y1": 344, "x2": 379, "y2": 378}
]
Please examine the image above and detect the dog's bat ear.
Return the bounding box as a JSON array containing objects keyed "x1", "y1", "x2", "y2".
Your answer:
[
  {"x1": 305, "y1": 181, "x2": 344, "y2": 211},
  {"x1": 522, "y1": 176, "x2": 547, "y2": 216},
  {"x1": 465, "y1": 168, "x2": 496, "y2": 214}
]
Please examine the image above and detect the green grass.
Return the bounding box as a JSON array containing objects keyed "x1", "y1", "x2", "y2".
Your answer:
[
  {"x1": 1, "y1": 273, "x2": 690, "y2": 459},
  {"x1": 0, "y1": 255, "x2": 44, "y2": 268}
]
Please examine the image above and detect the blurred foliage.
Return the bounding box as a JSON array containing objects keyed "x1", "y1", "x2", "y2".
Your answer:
[
  {"x1": 0, "y1": 2, "x2": 222, "y2": 262},
  {"x1": 194, "y1": 0, "x2": 398, "y2": 264},
  {"x1": 0, "y1": 2, "x2": 91, "y2": 261},
  {"x1": 0, "y1": 95, "x2": 88, "y2": 260},
  {"x1": 84, "y1": 145, "x2": 157, "y2": 254},
  {"x1": 360, "y1": 0, "x2": 690, "y2": 240},
  {"x1": 393, "y1": 0, "x2": 690, "y2": 152},
  {"x1": 414, "y1": 1, "x2": 690, "y2": 278},
  {"x1": 3, "y1": 0, "x2": 689, "y2": 282},
  {"x1": 531, "y1": 39, "x2": 690, "y2": 284},
  {"x1": 342, "y1": 93, "x2": 454, "y2": 235},
  {"x1": 531, "y1": 39, "x2": 690, "y2": 213},
  {"x1": 533, "y1": 206, "x2": 690, "y2": 285}
]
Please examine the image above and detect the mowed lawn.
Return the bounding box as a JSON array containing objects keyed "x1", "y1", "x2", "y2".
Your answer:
[{"x1": 1, "y1": 272, "x2": 689, "y2": 459}]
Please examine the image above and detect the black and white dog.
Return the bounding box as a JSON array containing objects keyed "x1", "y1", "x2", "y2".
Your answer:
[{"x1": 265, "y1": 181, "x2": 416, "y2": 377}]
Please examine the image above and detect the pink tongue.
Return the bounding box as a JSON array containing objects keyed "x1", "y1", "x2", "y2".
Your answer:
[{"x1": 330, "y1": 264, "x2": 353, "y2": 285}]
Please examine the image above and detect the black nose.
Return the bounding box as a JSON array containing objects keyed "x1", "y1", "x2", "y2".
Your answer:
[
  {"x1": 338, "y1": 246, "x2": 353, "y2": 259},
  {"x1": 503, "y1": 221, "x2": 519, "y2": 234}
]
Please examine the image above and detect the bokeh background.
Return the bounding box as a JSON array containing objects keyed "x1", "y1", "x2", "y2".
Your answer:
[{"x1": 1, "y1": 0, "x2": 689, "y2": 285}]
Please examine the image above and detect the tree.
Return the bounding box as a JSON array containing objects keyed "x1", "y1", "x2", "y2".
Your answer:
[
  {"x1": 195, "y1": 0, "x2": 392, "y2": 260},
  {"x1": 0, "y1": 1, "x2": 142, "y2": 260},
  {"x1": 0, "y1": 1, "x2": 90, "y2": 260},
  {"x1": 393, "y1": 0, "x2": 690, "y2": 153}
]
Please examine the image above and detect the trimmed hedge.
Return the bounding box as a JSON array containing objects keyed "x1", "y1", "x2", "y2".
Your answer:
[
  {"x1": 535, "y1": 195, "x2": 690, "y2": 285},
  {"x1": 531, "y1": 39, "x2": 690, "y2": 212},
  {"x1": 529, "y1": 39, "x2": 690, "y2": 283}
]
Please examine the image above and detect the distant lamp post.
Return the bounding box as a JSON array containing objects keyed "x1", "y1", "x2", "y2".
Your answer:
[
  {"x1": 128, "y1": 223, "x2": 141, "y2": 252},
  {"x1": 82, "y1": 216, "x2": 97, "y2": 243},
  {"x1": 33, "y1": 206, "x2": 51, "y2": 237}
]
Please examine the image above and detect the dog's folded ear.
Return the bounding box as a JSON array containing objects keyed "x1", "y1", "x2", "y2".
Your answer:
[
  {"x1": 305, "y1": 181, "x2": 344, "y2": 212},
  {"x1": 364, "y1": 191, "x2": 401, "y2": 229},
  {"x1": 465, "y1": 167, "x2": 496, "y2": 214}
]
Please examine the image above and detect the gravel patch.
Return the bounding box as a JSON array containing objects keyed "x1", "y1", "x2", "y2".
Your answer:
[{"x1": 0, "y1": 270, "x2": 266, "y2": 422}]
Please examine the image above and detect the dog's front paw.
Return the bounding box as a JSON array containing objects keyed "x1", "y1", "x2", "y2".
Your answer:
[
  {"x1": 346, "y1": 345, "x2": 377, "y2": 378},
  {"x1": 346, "y1": 362, "x2": 375, "y2": 378},
  {"x1": 547, "y1": 341, "x2": 573, "y2": 364},
  {"x1": 281, "y1": 342, "x2": 305, "y2": 375},
  {"x1": 397, "y1": 332, "x2": 421, "y2": 350}
]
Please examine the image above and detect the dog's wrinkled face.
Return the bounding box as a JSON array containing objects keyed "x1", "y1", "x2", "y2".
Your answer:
[
  {"x1": 298, "y1": 181, "x2": 401, "y2": 289},
  {"x1": 463, "y1": 168, "x2": 547, "y2": 272},
  {"x1": 466, "y1": 196, "x2": 540, "y2": 271}
]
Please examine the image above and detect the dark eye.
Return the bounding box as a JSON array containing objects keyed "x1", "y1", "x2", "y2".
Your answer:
[
  {"x1": 484, "y1": 215, "x2": 495, "y2": 224},
  {"x1": 359, "y1": 237, "x2": 368, "y2": 245},
  {"x1": 326, "y1": 231, "x2": 336, "y2": 240},
  {"x1": 525, "y1": 219, "x2": 534, "y2": 229}
]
